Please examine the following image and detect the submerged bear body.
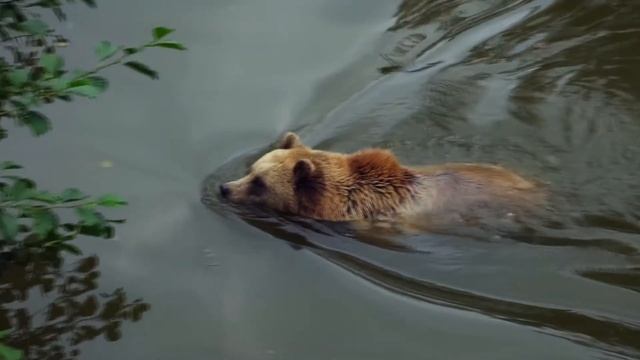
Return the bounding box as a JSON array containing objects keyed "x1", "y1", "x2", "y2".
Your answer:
[{"x1": 220, "y1": 132, "x2": 543, "y2": 227}]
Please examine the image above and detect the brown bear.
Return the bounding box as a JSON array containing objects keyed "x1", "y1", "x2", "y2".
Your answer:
[{"x1": 219, "y1": 132, "x2": 544, "y2": 230}]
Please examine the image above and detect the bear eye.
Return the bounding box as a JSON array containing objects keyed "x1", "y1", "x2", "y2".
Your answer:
[{"x1": 248, "y1": 176, "x2": 267, "y2": 197}]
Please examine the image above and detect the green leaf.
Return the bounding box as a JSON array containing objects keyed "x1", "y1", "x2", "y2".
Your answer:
[
  {"x1": 44, "y1": 77, "x2": 71, "y2": 92},
  {"x1": 66, "y1": 76, "x2": 108, "y2": 98},
  {"x1": 95, "y1": 41, "x2": 119, "y2": 61},
  {"x1": 123, "y1": 47, "x2": 138, "y2": 55},
  {"x1": 88, "y1": 76, "x2": 108, "y2": 91},
  {"x1": 81, "y1": 0, "x2": 97, "y2": 8},
  {"x1": 56, "y1": 94, "x2": 73, "y2": 102},
  {"x1": 7, "y1": 178, "x2": 34, "y2": 200},
  {"x1": 61, "y1": 188, "x2": 86, "y2": 202},
  {"x1": 0, "y1": 330, "x2": 9, "y2": 339},
  {"x1": 67, "y1": 86, "x2": 99, "y2": 98},
  {"x1": 97, "y1": 194, "x2": 127, "y2": 208},
  {"x1": 7, "y1": 69, "x2": 29, "y2": 87},
  {"x1": 39, "y1": 54, "x2": 64, "y2": 74},
  {"x1": 149, "y1": 41, "x2": 186, "y2": 51},
  {"x1": 30, "y1": 191, "x2": 59, "y2": 203},
  {"x1": 15, "y1": 94, "x2": 39, "y2": 108},
  {"x1": 21, "y1": 111, "x2": 51, "y2": 136},
  {"x1": 0, "y1": 343, "x2": 23, "y2": 360},
  {"x1": 0, "y1": 211, "x2": 18, "y2": 241},
  {"x1": 75, "y1": 207, "x2": 103, "y2": 226},
  {"x1": 32, "y1": 210, "x2": 58, "y2": 238},
  {"x1": 152, "y1": 27, "x2": 174, "y2": 40},
  {"x1": 123, "y1": 61, "x2": 158, "y2": 80},
  {"x1": 18, "y1": 19, "x2": 49, "y2": 35},
  {"x1": 77, "y1": 224, "x2": 112, "y2": 238},
  {"x1": 0, "y1": 161, "x2": 21, "y2": 170},
  {"x1": 9, "y1": 99, "x2": 27, "y2": 112},
  {"x1": 58, "y1": 242, "x2": 82, "y2": 255}
]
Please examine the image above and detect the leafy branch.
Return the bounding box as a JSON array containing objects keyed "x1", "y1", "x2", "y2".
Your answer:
[
  {"x1": 0, "y1": 161, "x2": 127, "y2": 254},
  {"x1": 0, "y1": 2, "x2": 180, "y2": 359},
  {"x1": 0, "y1": 19, "x2": 186, "y2": 253},
  {"x1": 0, "y1": 24, "x2": 186, "y2": 137}
]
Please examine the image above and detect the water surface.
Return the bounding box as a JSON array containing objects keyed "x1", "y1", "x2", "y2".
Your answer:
[{"x1": 2, "y1": 0, "x2": 639, "y2": 359}]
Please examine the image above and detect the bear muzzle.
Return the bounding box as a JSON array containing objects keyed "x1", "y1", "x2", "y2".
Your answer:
[
  {"x1": 218, "y1": 178, "x2": 249, "y2": 203},
  {"x1": 219, "y1": 183, "x2": 231, "y2": 198}
]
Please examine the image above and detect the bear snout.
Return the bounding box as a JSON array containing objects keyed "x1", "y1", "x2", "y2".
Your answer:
[{"x1": 219, "y1": 183, "x2": 231, "y2": 198}]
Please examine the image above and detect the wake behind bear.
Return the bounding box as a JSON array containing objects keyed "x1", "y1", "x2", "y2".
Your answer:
[{"x1": 219, "y1": 132, "x2": 545, "y2": 232}]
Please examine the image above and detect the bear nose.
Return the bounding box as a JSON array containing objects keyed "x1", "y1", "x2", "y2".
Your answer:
[{"x1": 219, "y1": 184, "x2": 230, "y2": 198}]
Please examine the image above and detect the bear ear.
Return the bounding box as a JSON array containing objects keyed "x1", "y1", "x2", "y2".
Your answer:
[
  {"x1": 293, "y1": 159, "x2": 315, "y2": 180},
  {"x1": 278, "y1": 132, "x2": 305, "y2": 149}
]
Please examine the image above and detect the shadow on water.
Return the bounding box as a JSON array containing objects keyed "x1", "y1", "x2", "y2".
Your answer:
[
  {"x1": 0, "y1": 251, "x2": 150, "y2": 360},
  {"x1": 204, "y1": 200, "x2": 640, "y2": 357},
  {"x1": 325, "y1": 253, "x2": 640, "y2": 359},
  {"x1": 579, "y1": 267, "x2": 640, "y2": 295}
]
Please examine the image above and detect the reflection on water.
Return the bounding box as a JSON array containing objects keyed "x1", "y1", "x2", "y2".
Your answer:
[
  {"x1": 206, "y1": 187, "x2": 640, "y2": 358},
  {"x1": 0, "y1": 252, "x2": 150, "y2": 360},
  {"x1": 205, "y1": 0, "x2": 640, "y2": 358},
  {"x1": 579, "y1": 267, "x2": 640, "y2": 295},
  {"x1": 328, "y1": 251, "x2": 640, "y2": 358}
]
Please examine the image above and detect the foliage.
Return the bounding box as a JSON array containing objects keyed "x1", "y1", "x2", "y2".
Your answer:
[
  {"x1": 0, "y1": 3, "x2": 186, "y2": 138},
  {"x1": 0, "y1": 252, "x2": 150, "y2": 360},
  {"x1": 0, "y1": 2, "x2": 184, "y2": 357},
  {"x1": 0, "y1": 0, "x2": 186, "y2": 255},
  {"x1": 0, "y1": 162, "x2": 127, "y2": 254}
]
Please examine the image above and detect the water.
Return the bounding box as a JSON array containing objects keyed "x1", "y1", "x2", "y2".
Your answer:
[{"x1": 1, "y1": 0, "x2": 639, "y2": 359}]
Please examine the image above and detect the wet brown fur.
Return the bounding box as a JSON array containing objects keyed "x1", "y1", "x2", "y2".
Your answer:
[{"x1": 222, "y1": 132, "x2": 544, "y2": 225}]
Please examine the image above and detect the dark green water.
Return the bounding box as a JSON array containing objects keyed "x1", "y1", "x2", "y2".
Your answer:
[{"x1": 2, "y1": 0, "x2": 640, "y2": 359}]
